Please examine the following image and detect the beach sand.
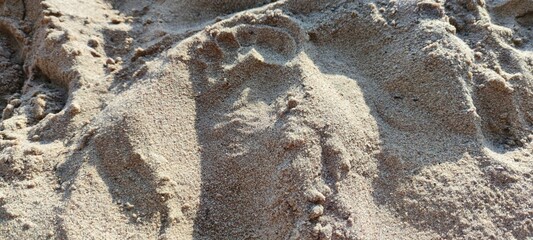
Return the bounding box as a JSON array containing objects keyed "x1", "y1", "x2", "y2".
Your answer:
[{"x1": 0, "y1": 0, "x2": 532, "y2": 239}]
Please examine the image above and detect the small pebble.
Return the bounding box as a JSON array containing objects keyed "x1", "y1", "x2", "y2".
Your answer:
[
  {"x1": 31, "y1": 135, "x2": 40, "y2": 141},
  {"x1": 72, "y1": 49, "x2": 82, "y2": 56},
  {"x1": 2, "y1": 104, "x2": 14, "y2": 119},
  {"x1": 22, "y1": 222, "x2": 34, "y2": 230},
  {"x1": 309, "y1": 205, "x2": 324, "y2": 219},
  {"x1": 111, "y1": 17, "x2": 123, "y2": 24},
  {"x1": 69, "y1": 103, "x2": 81, "y2": 115},
  {"x1": 90, "y1": 50, "x2": 101, "y2": 58},
  {"x1": 40, "y1": 2, "x2": 52, "y2": 9},
  {"x1": 305, "y1": 189, "x2": 326, "y2": 203},
  {"x1": 41, "y1": 16, "x2": 52, "y2": 24},
  {"x1": 124, "y1": 202, "x2": 134, "y2": 210},
  {"x1": 106, "y1": 58, "x2": 116, "y2": 65},
  {"x1": 287, "y1": 98, "x2": 299, "y2": 109},
  {"x1": 32, "y1": 96, "x2": 46, "y2": 120},
  {"x1": 512, "y1": 38, "x2": 523, "y2": 46},
  {"x1": 135, "y1": 47, "x2": 145, "y2": 55},
  {"x1": 88, "y1": 38, "x2": 99, "y2": 48},
  {"x1": 9, "y1": 99, "x2": 21, "y2": 107}
]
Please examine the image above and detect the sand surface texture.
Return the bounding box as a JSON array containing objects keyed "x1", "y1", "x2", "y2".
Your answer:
[{"x1": 0, "y1": 0, "x2": 532, "y2": 239}]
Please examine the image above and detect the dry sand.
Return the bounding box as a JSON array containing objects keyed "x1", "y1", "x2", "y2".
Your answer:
[{"x1": 0, "y1": 0, "x2": 532, "y2": 239}]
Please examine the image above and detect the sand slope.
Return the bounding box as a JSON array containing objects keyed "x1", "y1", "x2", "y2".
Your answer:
[{"x1": 0, "y1": 0, "x2": 532, "y2": 239}]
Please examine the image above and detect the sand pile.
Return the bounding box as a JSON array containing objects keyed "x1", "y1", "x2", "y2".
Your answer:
[{"x1": 0, "y1": 0, "x2": 532, "y2": 239}]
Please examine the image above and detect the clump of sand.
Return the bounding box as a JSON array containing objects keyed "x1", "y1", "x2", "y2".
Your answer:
[{"x1": 0, "y1": 0, "x2": 532, "y2": 239}]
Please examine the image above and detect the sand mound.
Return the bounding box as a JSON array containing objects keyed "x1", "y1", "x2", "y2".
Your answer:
[{"x1": 0, "y1": 0, "x2": 532, "y2": 239}]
